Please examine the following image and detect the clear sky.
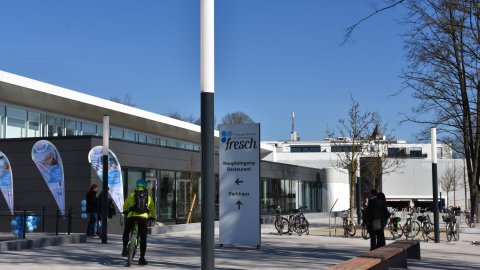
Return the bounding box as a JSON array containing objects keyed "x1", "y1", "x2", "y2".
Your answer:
[{"x1": 0, "y1": 1, "x2": 421, "y2": 141}]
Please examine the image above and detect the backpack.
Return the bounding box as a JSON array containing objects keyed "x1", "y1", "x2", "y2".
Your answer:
[{"x1": 132, "y1": 189, "x2": 149, "y2": 214}]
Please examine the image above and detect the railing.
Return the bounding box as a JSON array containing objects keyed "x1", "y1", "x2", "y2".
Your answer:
[{"x1": 0, "y1": 208, "x2": 79, "y2": 239}]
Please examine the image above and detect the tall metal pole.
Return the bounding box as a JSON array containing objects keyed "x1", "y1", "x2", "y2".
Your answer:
[
  {"x1": 431, "y1": 128, "x2": 440, "y2": 243},
  {"x1": 200, "y1": 0, "x2": 215, "y2": 269},
  {"x1": 101, "y1": 115, "x2": 110, "y2": 244}
]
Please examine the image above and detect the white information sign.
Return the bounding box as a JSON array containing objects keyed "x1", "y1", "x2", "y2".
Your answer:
[{"x1": 219, "y1": 123, "x2": 260, "y2": 246}]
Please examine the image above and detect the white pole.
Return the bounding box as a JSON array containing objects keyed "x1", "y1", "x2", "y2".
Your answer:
[
  {"x1": 101, "y1": 115, "x2": 110, "y2": 243},
  {"x1": 103, "y1": 115, "x2": 110, "y2": 155},
  {"x1": 201, "y1": 0, "x2": 214, "y2": 94}
]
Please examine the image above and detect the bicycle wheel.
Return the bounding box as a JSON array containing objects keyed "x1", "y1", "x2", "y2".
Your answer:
[
  {"x1": 294, "y1": 216, "x2": 303, "y2": 236},
  {"x1": 388, "y1": 223, "x2": 401, "y2": 239},
  {"x1": 348, "y1": 221, "x2": 356, "y2": 237},
  {"x1": 423, "y1": 222, "x2": 434, "y2": 241},
  {"x1": 304, "y1": 218, "x2": 310, "y2": 235},
  {"x1": 361, "y1": 226, "x2": 370, "y2": 240},
  {"x1": 466, "y1": 216, "x2": 472, "y2": 227},
  {"x1": 127, "y1": 230, "x2": 137, "y2": 267},
  {"x1": 275, "y1": 217, "x2": 289, "y2": 235},
  {"x1": 446, "y1": 223, "x2": 453, "y2": 242}
]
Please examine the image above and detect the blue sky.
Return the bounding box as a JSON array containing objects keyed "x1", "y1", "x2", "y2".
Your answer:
[{"x1": 0, "y1": 1, "x2": 420, "y2": 141}]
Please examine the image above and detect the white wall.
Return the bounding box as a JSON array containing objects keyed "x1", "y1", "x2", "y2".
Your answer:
[
  {"x1": 321, "y1": 167, "x2": 350, "y2": 212},
  {"x1": 382, "y1": 159, "x2": 469, "y2": 208}
]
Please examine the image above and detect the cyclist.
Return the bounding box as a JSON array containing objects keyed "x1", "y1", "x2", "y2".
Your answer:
[{"x1": 122, "y1": 178, "x2": 156, "y2": 265}]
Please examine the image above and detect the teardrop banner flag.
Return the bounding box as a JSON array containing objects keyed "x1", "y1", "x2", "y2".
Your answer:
[
  {"x1": 88, "y1": 146, "x2": 124, "y2": 212},
  {"x1": 0, "y1": 152, "x2": 14, "y2": 215},
  {"x1": 31, "y1": 140, "x2": 65, "y2": 215}
]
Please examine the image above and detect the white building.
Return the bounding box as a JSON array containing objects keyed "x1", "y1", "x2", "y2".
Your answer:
[{"x1": 263, "y1": 136, "x2": 469, "y2": 211}]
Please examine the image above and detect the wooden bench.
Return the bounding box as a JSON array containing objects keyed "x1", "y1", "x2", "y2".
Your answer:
[{"x1": 330, "y1": 240, "x2": 420, "y2": 270}]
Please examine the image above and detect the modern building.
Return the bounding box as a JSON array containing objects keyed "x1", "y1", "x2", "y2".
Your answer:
[
  {"x1": 0, "y1": 70, "x2": 325, "y2": 233},
  {"x1": 263, "y1": 133, "x2": 469, "y2": 210}
]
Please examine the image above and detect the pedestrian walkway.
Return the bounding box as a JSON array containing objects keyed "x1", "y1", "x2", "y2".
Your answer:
[{"x1": 0, "y1": 219, "x2": 478, "y2": 269}]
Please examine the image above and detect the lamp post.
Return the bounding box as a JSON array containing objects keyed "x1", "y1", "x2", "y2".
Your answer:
[
  {"x1": 101, "y1": 115, "x2": 109, "y2": 244},
  {"x1": 431, "y1": 128, "x2": 440, "y2": 243},
  {"x1": 200, "y1": 0, "x2": 215, "y2": 269}
]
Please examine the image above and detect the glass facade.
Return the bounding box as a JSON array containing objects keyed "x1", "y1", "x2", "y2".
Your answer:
[
  {"x1": 260, "y1": 178, "x2": 319, "y2": 215},
  {"x1": 0, "y1": 102, "x2": 201, "y2": 152}
]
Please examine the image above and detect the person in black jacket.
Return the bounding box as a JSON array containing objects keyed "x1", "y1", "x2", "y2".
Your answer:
[
  {"x1": 365, "y1": 189, "x2": 390, "y2": 250},
  {"x1": 85, "y1": 184, "x2": 98, "y2": 236}
]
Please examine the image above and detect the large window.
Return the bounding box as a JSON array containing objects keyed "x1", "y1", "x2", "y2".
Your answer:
[
  {"x1": 81, "y1": 122, "x2": 97, "y2": 135},
  {"x1": 0, "y1": 106, "x2": 4, "y2": 138},
  {"x1": 46, "y1": 115, "x2": 64, "y2": 137},
  {"x1": 111, "y1": 127, "x2": 123, "y2": 139},
  {"x1": 27, "y1": 111, "x2": 41, "y2": 137},
  {"x1": 65, "y1": 120, "x2": 79, "y2": 136},
  {"x1": 6, "y1": 107, "x2": 26, "y2": 138},
  {"x1": 291, "y1": 146, "x2": 321, "y2": 153},
  {"x1": 124, "y1": 130, "x2": 136, "y2": 141}
]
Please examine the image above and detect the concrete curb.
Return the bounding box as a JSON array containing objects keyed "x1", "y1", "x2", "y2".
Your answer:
[{"x1": 0, "y1": 234, "x2": 86, "y2": 252}]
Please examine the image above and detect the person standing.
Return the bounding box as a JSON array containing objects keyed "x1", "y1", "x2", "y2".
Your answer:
[
  {"x1": 85, "y1": 184, "x2": 98, "y2": 236},
  {"x1": 365, "y1": 189, "x2": 390, "y2": 250}
]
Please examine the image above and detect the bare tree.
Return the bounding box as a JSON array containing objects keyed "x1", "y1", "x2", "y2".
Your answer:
[
  {"x1": 166, "y1": 112, "x2": 201, "y2": 125},
  {"x1": 399, "y1": 0, "x2": 480, "y2": 218},
  {"x1": 361, "y1": 114, "x2": 405, "y2": 192},
  {"x1": 342, "y1": 0, "x2": 405, "y2": 45},
  {"x1": 328, "y1": 96, "x2": 376, "y2": 219},
  {"x1": 220, "y1": 111, "x2": 254, "y2": 126},
  {"x1": 110, "y1": 93, "x2": 136, "y2": 107},
  {"x1": 441, "y1": 161, "x2": 463, "y2": 208},
  {"x1": 343, "y1": 0, "x2": 480, "y2": 217}
]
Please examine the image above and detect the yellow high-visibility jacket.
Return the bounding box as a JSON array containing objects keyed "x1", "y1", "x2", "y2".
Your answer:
[{"x1": 123, "y1": 188, "x2": 156, "y2": 219}]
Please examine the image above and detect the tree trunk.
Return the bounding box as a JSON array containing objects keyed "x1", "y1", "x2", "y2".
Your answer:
[{"x1": 350, "y1": 172, "x2": 355, "y2": 220}]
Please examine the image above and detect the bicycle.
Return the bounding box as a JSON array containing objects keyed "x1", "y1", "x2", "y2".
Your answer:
[
  {"x1": 274, "y1": 206, "x2": 290, "y2": 235},
  {"x1": 341, "y1": 209, "x2": 356, "y2": 237},
  {"x1": 443, "y1": 212, "x2": 459, "y2": 242},
  {"x1": 126, "y1": 219, "x2": 140, "y2": 267},
  {"x1": 289, "y1": 205, "x2": 309, "y2": 236},
  {"x1": 403, "y1": 210, "x2": 420, "y2": 239},
  {"x1": 465, "y1": 210, "x2": 476, "y2": 228},
  {"x1": 387, "y1": 211, "x2": 403, "y2": 239},
  {"x1": 417, "y1": 209, "x2": 434, "y2": 241}
]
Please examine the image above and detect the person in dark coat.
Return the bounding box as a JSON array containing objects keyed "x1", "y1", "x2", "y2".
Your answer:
[
  {"x1": 365, "y1": 189, "x2": 390, "y2": 250},
  {"x1": 85, "y1": 184, "x2": 98, "y2": 236}
]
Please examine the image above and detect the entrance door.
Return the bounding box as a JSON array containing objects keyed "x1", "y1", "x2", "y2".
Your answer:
[{"x1": 176, "y1": 179, "x2": 190, "y2": 223}]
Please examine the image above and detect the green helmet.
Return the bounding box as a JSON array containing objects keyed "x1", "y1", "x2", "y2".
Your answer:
[{"x1": 136, "y1": 178, "x2": 148, "y2": 189}]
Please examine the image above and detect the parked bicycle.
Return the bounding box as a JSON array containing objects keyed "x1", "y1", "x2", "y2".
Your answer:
[
  {"x1": 443, "y1": 211, "x2": 459, "y2": 242},
  {"x1": 289, "y1": 205, "x2": 309, "y2": 236},
  {"x1": 417, "y1": 208, "x2": 434, "y2": 241},
  {"x1": 403, "y1": 210, "x2": 420, "y2": 239},
  {"x1": 274, "y1": 206, "x2": 290, "y2": 235},
  {"x1": 465, "y1": 210, "x2": 477, "y2": 228},
  {"x1": 387, "y1": 211, "x2": 403, "y2": 239},
  {"x1": 342, "y1": 209, "x2": 356, "y2": 237}
]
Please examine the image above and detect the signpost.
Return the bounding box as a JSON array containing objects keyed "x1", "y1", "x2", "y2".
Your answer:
[{"x1": 219, "y1": 123, "x2": 261, "y2": 248}]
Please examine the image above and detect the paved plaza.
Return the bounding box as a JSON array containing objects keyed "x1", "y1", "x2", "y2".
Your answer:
[{"x1": 1, "y1": 219, "x2": 479, "y2": 269}]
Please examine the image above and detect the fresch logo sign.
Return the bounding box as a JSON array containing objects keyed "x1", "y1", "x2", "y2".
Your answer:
[{"x1": 221, "y1": 130, "x2": 258, "y2": 151}]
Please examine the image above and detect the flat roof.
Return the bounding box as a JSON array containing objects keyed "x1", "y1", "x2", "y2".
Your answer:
[{"x1": 0, "y1": 70, "x2": 213, "y2": 145}]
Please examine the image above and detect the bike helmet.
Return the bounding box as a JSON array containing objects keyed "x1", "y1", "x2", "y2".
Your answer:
[{"x1": 136, "y1": 178, "x2": 148, "y2": 189}]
